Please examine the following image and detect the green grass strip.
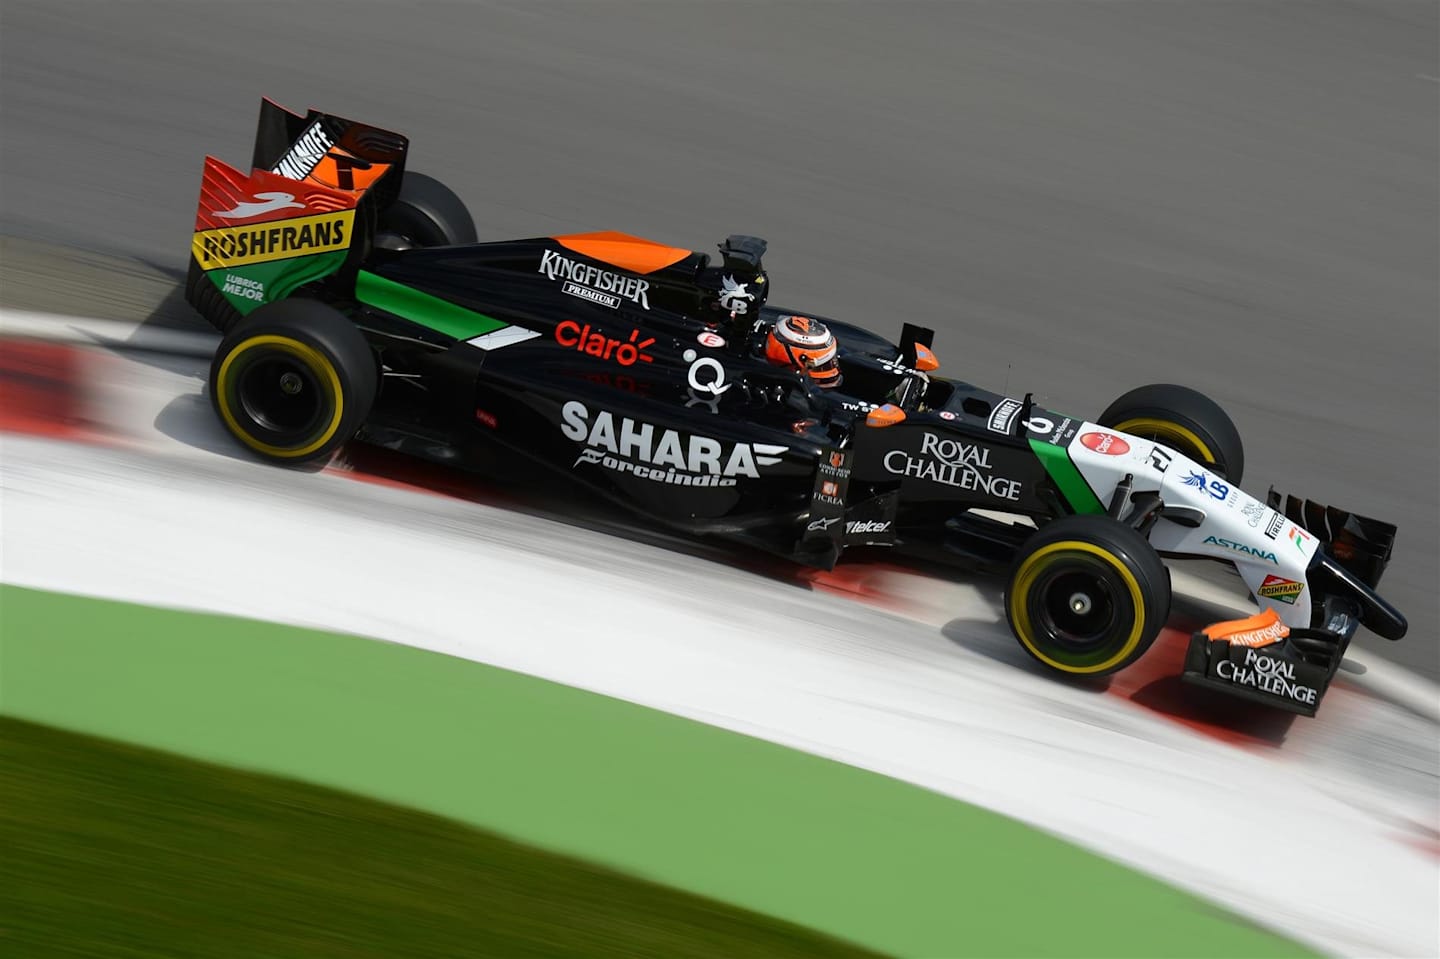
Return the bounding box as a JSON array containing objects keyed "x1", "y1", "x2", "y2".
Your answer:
[
  {"x1": 0, "y1": 716, "x2": 878, "y2": 959},
  {"x1": 355, "y1": 269, "x2": 507, "y2": 340},
  {"x1": 0, "y1": 585, "x2": 1310, "y2": 958}
]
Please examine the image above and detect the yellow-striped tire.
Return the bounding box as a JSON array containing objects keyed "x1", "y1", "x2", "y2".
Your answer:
[
  {"x1": 209, "y1": 300, "x2": 377, "y2": 465},
  {"x1": 1099, "y1": 383, "x2": 1245, "y2": 484},
  {"x1": 1005, "y1": 515, "x2": 1171, "y2": 676}
]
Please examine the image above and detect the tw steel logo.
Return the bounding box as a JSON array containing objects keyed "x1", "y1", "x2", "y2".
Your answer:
[{"x1": 555, "y1": 320, "x2": 655, "y2": 367}]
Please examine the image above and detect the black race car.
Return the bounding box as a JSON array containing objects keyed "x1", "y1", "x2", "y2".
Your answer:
[{"x1": 186, "y1": 101, "x2": 1408, "y2": 716}]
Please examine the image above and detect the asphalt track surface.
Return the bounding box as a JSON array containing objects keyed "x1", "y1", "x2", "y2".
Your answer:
[{"x1": 1, "y1": 0, "x2": 1437, "y2": 679}]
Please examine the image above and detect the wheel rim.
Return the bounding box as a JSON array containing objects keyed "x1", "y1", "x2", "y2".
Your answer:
[
  {"x1": 215, "y1": 334, "x2": 346, "y2": 459},
  {"x1": 1008, "y1": 540, "x2": 1148, "y2": 674},
  {"x1": 1030, "y1": 564, "x2": 1121, "y2": 653},
  {"x1": 237, "y1": 355, "x2": 325, "y2": 435}
]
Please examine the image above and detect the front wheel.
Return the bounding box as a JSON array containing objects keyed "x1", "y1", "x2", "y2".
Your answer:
[
  {"x1": 209, "y1": 299, "x2": 377, "y2": 464},
  {"x1": 1099, "y1": 383, "x2": 1245, "y2": 484},
  {"x1": 1005, "y1": 515, "x2": 1171, "y2": 676}
]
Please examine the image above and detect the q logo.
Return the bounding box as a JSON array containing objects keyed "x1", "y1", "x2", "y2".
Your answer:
[{"x1": 684, "y1": 350, "x2": 732, "y2": 396}]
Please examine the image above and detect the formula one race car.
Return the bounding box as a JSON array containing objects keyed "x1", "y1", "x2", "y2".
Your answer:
[{"x1": 186, "y1": 100, "x2": 1408, "y2": 716}]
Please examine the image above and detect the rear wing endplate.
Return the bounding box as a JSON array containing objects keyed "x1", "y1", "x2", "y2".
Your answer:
[{"x1": 186, "y1": 99, "x2": 409, "y2": 330}]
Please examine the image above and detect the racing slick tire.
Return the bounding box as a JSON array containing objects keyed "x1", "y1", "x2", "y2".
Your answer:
[
  {"x1": 209, "y1": 300, "x2": 377, "y2": 465},
  {"x1": 376, "y1": 171, "x2": 477, "y2": 249},
  {"x1": 1098, "y1": 383, "x2": 1245, "y2": 484},
  {"x1": 1005, "y1": 515, "x2": 1171, "y2": 676}
]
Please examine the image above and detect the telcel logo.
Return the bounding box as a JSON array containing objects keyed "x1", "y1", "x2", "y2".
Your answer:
[{"x1": 555, "y1": 320, "x2": 655, "y2": 367}]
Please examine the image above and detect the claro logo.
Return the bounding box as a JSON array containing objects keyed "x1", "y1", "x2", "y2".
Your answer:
[
  {"x1": 1080, "y1": 431, "x2": 1130, "y2": 456},
  {"x1": 555, "y1": 321, "x2": 654, "y2": 366}
]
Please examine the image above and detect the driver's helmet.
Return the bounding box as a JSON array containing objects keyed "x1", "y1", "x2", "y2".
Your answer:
[{"x1": 765, "y1": 315, "x2": 841, "y2": 388}]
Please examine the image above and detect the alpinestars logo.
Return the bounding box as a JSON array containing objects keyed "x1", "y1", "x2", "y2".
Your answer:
[
  {"x1": 718, "y1": 275, "x2": 753, "y2": 315},
  {"x1": 271, "y1": 122, "x2": 335, "y2": 181},
  {"x1": 561, "y1": 401, "x2": 786, "y2": 487},
  {"x1": 539, "y1": 250, "x2": 651, "y2": 310},
  {"x1": 214, "y1": 192, "x2": 306, "y2": 220}
]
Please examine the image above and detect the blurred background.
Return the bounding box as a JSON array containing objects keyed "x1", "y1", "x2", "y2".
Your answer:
[{"x1": 2, "y1": 2, "x2": 1437, "y2": 956}]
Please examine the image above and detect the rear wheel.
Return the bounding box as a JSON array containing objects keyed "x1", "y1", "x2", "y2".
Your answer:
[
  {"x1": 209, "y1": 300, "x2": 377, "y2": 464},
  {"x1": 376, "y1": 171, "x2": 476, "y2": 249},
  {"x1": 1099, "y1": 383, "x2": 1244, "y2": 483},
  {"x1": 1006, "y1": 515, "x2": 1171, "y2": 676}
]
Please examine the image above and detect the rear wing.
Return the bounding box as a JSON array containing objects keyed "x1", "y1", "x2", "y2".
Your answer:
[
  {"x1": 250, "y1": 98, "x2": 408, "y2": 205},
  {"x1": 186, "y1": 99, "x2": 409, "y2": 331}
]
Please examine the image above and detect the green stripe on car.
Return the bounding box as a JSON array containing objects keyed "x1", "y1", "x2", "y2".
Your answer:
[
  {"x1": 356, "y1": 270, "x2": 508, "y2": 340},
  {"x1": 1029, "y1": 437, "x2": 1106, "y2": 514}
]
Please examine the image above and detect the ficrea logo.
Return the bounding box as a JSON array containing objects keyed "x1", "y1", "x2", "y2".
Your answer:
[{"x1": 1080, "y1": 432, "x2": 1130, "y2": 456}]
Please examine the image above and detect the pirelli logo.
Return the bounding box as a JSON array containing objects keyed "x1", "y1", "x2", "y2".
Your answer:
[{"x1": 192, "y1": 211, "x2": 354, "y2": 269}]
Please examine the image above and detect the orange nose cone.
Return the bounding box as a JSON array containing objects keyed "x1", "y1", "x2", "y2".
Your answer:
[
  {"x1": 866, "y1": 404, "x2": 907, "y2": 428},
  {"x1": 914, "y1": 344, "x2": 940, "y2": 372}
]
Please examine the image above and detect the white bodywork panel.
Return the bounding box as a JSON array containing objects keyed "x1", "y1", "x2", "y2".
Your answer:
[{"x1": 1063, "y1": 424, "x2": 1321, "y2": 629}]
